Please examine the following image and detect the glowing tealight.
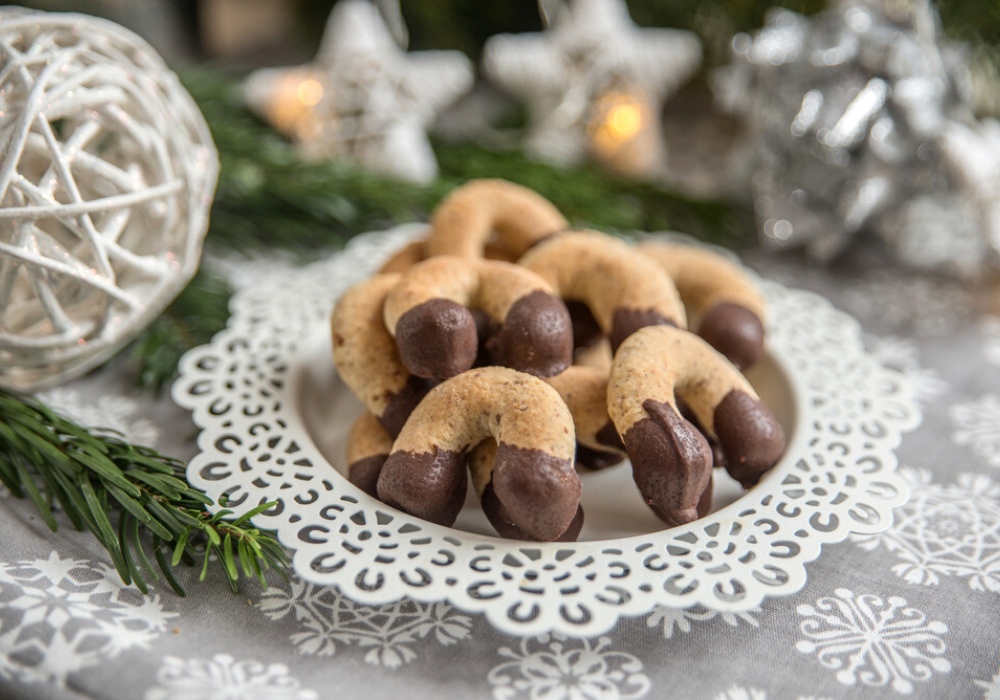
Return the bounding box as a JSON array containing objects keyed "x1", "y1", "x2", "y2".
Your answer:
[
  {"x1": 297, "y1": 78, "x2": 324, "y2": 107},
  {"x1": 586, "y1": 90, "x2": 660, "y2": 176},
  {"x1": 607, "y1": 103, "x2": 642, "y2": 140}
]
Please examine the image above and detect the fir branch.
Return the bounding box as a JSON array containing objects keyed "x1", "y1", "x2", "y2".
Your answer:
[
  {"x1": 181, "y1": 69, "x2": 747, "y2": 256},
  {"x1": 0, "y1": 389, "x2": 290, "y2": 595},
  {"x1": 125, "y1": 269, "x2": 233, "y2": 395},
  {"x1": 183, "y1": 69, "x2": 439, "y2": 253},
  {"x1": 120, "y1": 70, "x2": 745, "y2": 391}
]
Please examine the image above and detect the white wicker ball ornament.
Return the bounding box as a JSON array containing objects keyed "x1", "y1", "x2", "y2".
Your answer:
[{"x1": 0, "y1": 8, "x2": 218, "y2": 391}]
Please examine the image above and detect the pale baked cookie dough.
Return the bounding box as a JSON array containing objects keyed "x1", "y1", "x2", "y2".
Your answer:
[
  {"x1": 608, "y1": 326, "x2": 785, "y2": 526},
  {"x1": 346, "y1": 410, "x2": 394, "y2": 497},
  {"x1": 545, "y1": 365, "x2": 625, "y2": 469},
  {"x1": 519, "y1": 230, "x2": 687, "y2": 352},
  {"x1": 383, "y1": 256, "x2": 573, "y2": 379},
  {"x1": 331, "y1": 273, "x2": 433, "y2": 437},
  {"x1": 425, "y1": 179, "x2": 568, "y2": 260},
  {"x1": 638, "y1": 241, "x2": 766, "y2": 370},
  {"x1": 377, "y1": 367, "x2": 580, "y2": 541}
]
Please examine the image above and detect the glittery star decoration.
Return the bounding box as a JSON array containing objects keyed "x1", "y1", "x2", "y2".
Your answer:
[
  {"x1": 483, "y1": 0, "x2": 701, "y2": 178},
  {"x1": 244, "y1": 0, "x2": 473, "y2": 183}
]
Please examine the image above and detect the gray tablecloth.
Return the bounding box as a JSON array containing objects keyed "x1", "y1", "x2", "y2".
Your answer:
[{"x1": 1, "y1": 248, "x2": 998, "y2": 700}]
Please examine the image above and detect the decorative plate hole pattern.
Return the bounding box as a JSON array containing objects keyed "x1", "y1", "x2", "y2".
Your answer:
[{"x1": 173, "y1": 225, "x2": 919, "y2": 636}]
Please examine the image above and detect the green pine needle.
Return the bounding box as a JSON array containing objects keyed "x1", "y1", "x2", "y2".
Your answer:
[
  {"x1": 125, "y1": 269, "x2": 233, "y2": 395},
  {"x1": 0, "y1": 389, "x2": 291, "y2": 595},
  {"x1": 3, "y1": 70, "x2": 749, "y2": 598},
  {"x1": 121, "y1": 69, "x2": 747, "y2": 393},
  {"x1": 182, "y1": 68, "x2": 746, "y2": 254}
]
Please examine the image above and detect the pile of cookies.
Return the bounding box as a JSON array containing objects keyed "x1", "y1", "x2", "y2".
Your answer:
[{"x1": 331, "y1": 179, "x2": 785, "y2": 542}]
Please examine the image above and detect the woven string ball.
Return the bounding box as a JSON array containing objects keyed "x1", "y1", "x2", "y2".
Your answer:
[{"x1": 0, "y1": 8, "x2": 218, "y2": 391}]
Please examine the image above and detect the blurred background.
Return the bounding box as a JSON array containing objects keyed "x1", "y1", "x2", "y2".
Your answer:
[
  {"x1": 8, "y1": 0, "x2": 1000, "y2": 276},
  {"x1": 14, "y1": 0, "x2": 1000, "y2": 76}
]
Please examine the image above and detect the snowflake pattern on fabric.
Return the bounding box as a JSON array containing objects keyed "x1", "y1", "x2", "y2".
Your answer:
[
  {"x1": 867, "y1": 335, "x2": 949, "y2": 403},
  {"x1": 951, "y1": 395, "x2": 1000, "y2": 467},
  {"x1": 259, "y1": 578, "x2": 471, "y2": 667},
  {"x1": 144, "y1": 654, "x2": 318, "y2": 700},
  {"x1": 796, "y1": 588, "x2": 950, "y2": 694},
  {"x1": 852, "y1": 468, "x2": 1000, "y2": 591},
  {"x1": 840, "y1": 272, "x2": 971, "y2": 337},
  {"x1": 487, "y1": 633, "x2": 651, "y2": 700},
  {"x1": 983, "y1": 318, "x2": 1000, "y2": 368},
  {"x1": 645, "y1": 605, "x2": 760, "y2": 638},
  {"x1": 716, "y1": 687, "x2": 767, "y2": 700},
  {"x1": 715, "y1": 691, "x2": 828, "y2": 700},
  {"x1": 36, "y1": 387, "x2": 160, "y2": 446},
  {"x1": 0, "y1": 551, "x2": 175, "y2": 686},
  {"x1": 975, "y1": 666, "x2": 1000, "y2": 699}
]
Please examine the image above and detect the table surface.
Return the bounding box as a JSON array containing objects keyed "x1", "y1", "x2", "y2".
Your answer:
[{"x1": 1, "y1": 244, "x2": 998, "y2": 700}]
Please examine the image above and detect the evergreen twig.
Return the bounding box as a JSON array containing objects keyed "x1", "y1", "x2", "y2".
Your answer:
[
  {"x1": 182, "y1": 68, "x2": 746, "y2": 256},
  {"x1": 0, "y1": 389, "x2": 291, "y2": 595},
  {"x1": 125, "y1": 269, "x2": 233, "y2": 395}
]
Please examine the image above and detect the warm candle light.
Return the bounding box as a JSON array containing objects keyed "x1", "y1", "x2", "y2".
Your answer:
[
  {"x1": 296, "y1": 78, "x2": 324, "y2": 107},
  {"x1": 606, "y1": 101, "x2": 643, "y2": 140},
  {"x1": 262, "y1": 70, "x2": 327, "y2": 141},
  {"x1": 587, "y1": 89, "x2": 662, "y2": 177}
]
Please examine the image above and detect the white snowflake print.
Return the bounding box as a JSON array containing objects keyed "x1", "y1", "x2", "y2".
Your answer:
[
  {"x1": 716, "y1": 687, "x2": 766, "y2": 700},
  {"x1": 797, "y1": 588, "x2": 950, "y2": 694},
  {"x1": 0, "y1": 551, "x2": 176, "y2": 686},
  {"x1": 487, "y1": 633, "x2": 651, "y2": 700},
  {"x1": 975, "y1": 665, "x2": 1000, "y2": 700},
  {"x1": 259, "y1": 578, "x2": 471, "y2": 667},
  {"x1": 867, "y1": 335, "x2": 949, "y2": 403},
  {"x1": 145, "y1": 654, "x2": 318, "y2": 700},
  {"x1": 36, "y1": 387, "x2": 159, "y2": 446},
  {"x1": 951, "y1": 395, "x2": 1000, "y2": 467},
  {"x1": 853, "y1": 468, "x2": 1000, "y2": 591},
  {"x1": 715, "y1": 690, "x2": 828, "y2": 700},
  {"x1": 841, "y1": 272, "x2": 971, "y2": 337},
  {"x1": 645, "y1": 605, "x2": 759, "y2": 638}
]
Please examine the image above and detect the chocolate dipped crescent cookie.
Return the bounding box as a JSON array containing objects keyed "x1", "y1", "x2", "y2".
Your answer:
[
  {"x1": 382, "y1": 256, "x2": 573, "y2": 379},
  {"x1": 330, "y1": 179, "x2": 784, "y2": 539},
  {"x1": 469, "y1": 439, "x2": 585, "y2": 541},
  {"x1": 544, "y1": 365, "x2": 625, "y2": 469},
  {"x1": 377, "y1": 366, "x2": 581, "y2": 541},
  {"x1": 608, "y1": 325, "x2": 785, "y2": 526},
  {"x1": 638, "y1": 241, "x2": 767, "y2": 370},
  {"x1": 426, "y1": 179, "x2": 568, "y2": 259},
  {"x1": 519, "y1": 230, "x2": 687, "y2": 352},
  {"x1": 345, "y1": 410, "x2": 394, "y2": 497},
  {"x1": 331, "y1": 273, "x2": 433, "y2": 437}
]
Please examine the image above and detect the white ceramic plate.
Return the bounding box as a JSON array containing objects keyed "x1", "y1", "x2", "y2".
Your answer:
[{"x1": 173, "y1": 225, "x2": 919, "y2": 636}]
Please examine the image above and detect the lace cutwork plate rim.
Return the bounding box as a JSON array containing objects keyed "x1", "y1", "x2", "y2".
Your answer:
[{"x1": 172, "y1": 224, "x2": 920, "y2": 636}]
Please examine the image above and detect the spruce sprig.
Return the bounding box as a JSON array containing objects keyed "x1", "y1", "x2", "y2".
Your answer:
[
  {"x1": 126, "y1": 269, "x2": 233, "y2": 395},
  {"x1": 120, "y1": 71, "x2": 745, "y2": 393},
  {"x1": 181, "y1": 68, "x2": 746, "y2": 256},
  {"x1": 0, "y1": 389, "x2": 290, "y2": 595}
]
